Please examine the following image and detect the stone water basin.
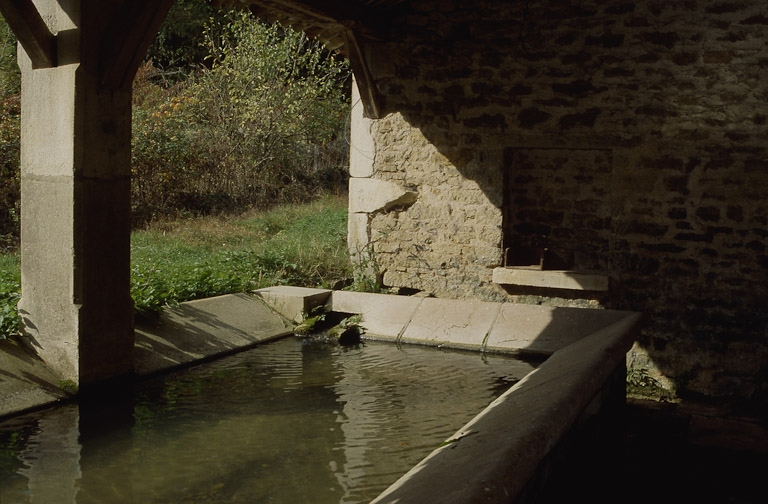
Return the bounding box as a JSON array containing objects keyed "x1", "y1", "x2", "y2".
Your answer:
[{"x1": 0, "y1": 287, "x2": 641, "y2": 503}]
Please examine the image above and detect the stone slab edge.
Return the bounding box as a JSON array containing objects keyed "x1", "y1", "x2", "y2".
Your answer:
[
  {"x1": 329, "y1": 290, "x2": 424, "y2": 341},
  {"x1": 257, "y1": 289, "x2": 637, "y2": 356},
  {"x1": 370, "y1": 312, "x2": 644, "y2": 504},
  {"x1": 493, "y1": 267, "x2": 609, "y2": 291},
  {"x1": 326, "y1": 291, "x2": 636, "y2": 356},
  {"x1": 398, "y1": 297, "x2": 501, "y2": 350}
]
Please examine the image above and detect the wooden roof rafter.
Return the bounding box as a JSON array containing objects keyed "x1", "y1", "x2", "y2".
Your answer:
[{"x1": 343, "y1": 27, "x2": 380, "y2": 118}]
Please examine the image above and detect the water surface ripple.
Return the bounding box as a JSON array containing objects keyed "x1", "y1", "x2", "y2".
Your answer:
[{"x1": 0, "y1": 337, "x2": 538, "y2": 503}]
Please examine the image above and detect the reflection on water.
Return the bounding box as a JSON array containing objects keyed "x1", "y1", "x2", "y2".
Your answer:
[
  {"x1": 18, "y1": 404, "x2": 81, "y2": 504},
  {"x1": 0, "y1": 338, "x2": 538, "y2": 503}
]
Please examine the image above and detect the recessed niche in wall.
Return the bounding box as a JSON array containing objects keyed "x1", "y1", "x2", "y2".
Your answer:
[{"x1": 501, "y1": 148, "x2": 612, "y2": 274}]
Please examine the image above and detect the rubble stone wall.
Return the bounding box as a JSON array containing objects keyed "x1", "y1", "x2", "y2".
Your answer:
[{"x1": 348, "y1": 0, "x2": 768, "y2": 411}]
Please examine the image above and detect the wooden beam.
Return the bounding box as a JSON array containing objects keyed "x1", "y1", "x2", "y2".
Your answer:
[
  {"x1": 100, "y1": 0, "x2": 176, "y2": 89},
  {"x1": 247, "y1": 0, "x2": 360, "y2": 26},
  {"x1": 298, "y1": 0, "x2": 389, "y2": 40},
  {"x1": 343, "y1": 28, "x2": 381, "y2": 119},
  {"x1": 246, "y1": 0, "x2": 387, "y2": 40},
  {"x1": 0, "y1": 0, "x2": 56, "y2": 68}
]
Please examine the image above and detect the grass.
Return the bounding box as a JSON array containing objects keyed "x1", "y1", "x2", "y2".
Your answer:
[
  {"x1": 0, "y1": 252, "x2": 19, "y2": 339},
  {"x1": 0, "y1": 195, "x2": 352, "y2": 337}
]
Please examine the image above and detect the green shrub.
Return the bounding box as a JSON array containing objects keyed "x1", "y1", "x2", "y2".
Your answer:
[
  {"x1": 0, "y1": 268, "x2": 20, "y2": 339},
  {"x1": 0, "y1": 94, "x2": 19, "y2": 250},
  {"x1": 131, "y1": 13, "x2": 350, "y2": 225},
  {"x1": 145, "y1": 0, "x2": 225, "y2": 79},
  {"x1": 0, "y1": 18, "x2": 20, "y2": 251},
  {"x1": 0, "y1": 18, "x2": 19, "y2": 96},
  {"x1": 131, "y1": 64, "x2": 200, "y2": 224}
]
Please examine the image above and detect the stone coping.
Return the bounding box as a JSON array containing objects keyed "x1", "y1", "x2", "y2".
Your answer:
[
  {"x1": 369, "y1": 312, "x2": 642, "y2": 504},
  {"x1": 327, "y1": 288, "x2": 633, "y2": 355},
  {"x1": 0, "y1": 286, "x2": 640, "y2": 470}
]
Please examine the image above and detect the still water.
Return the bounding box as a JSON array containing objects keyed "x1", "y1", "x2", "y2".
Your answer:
[{"x1": 0, "y1": 337, "x2": 538, "y2": 504}]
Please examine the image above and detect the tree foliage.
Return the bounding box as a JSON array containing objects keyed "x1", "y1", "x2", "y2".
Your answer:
[
  {"x1": 0, "y1": 8, "x2": 351, "y2": 232},
  {"x1": 0, "y1": 18, "x2": 19, "y2": 95},
  {"x1": 132, "y1": 11, "x2": 351, "y2": 225},
  {"x1": 145, "y1": 0, "x2": 228, "y2": 81},
  {"x1": 0, "y1": 17, "x2": 20, "y2": 250}
]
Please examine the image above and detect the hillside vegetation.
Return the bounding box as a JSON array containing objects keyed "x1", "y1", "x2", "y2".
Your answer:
[{"x1": 132, "y1": 7, "x2": 350, "y2": 226}]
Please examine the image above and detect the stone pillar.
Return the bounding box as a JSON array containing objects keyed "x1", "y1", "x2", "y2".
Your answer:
[
  {"x1": 347, "y1": 77, "x2": 417, "y2": 285},
  {"x1": 16, "y1": 0, "x2": 134, "y2": 386},
  {"x1": 347, "y1": 77, "x2": 376, "y2": 269}
]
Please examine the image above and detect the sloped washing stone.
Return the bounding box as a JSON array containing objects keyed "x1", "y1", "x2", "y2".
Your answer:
[
  {"x1": 0, "y1": 338, "x2": 70, "y2": 420},
  {"x1": 134, "y1": 293, "x2": 292, "y2": 376},
  {"x1": 399, "y1": 297, "x2": 501, "y2": 349},
  {"x1": 329, "y1": 290, "x2": 423, "y2": 340}
]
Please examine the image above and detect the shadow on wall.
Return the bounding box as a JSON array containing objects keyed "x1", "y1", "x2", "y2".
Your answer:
[{"x1": 363, "y1": 0, "x2": 768, "y2": 414}]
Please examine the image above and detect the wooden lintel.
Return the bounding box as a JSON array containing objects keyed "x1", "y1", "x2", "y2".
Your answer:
[
  {"x1": 99, "y1": 0, "x2": 176, "y2": 89},
  {"x1": 343, "y1": 29, "x2": 381, "y2": 119},
  {"x1": 0, "y1": 0, "x2": 56, "y2": 68}
]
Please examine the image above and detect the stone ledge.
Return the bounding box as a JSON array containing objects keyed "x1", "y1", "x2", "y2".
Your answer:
[
  {"x1": 492, "y1": 267, "x2": 609, "y2": 291},
  {"x1": 254, "y1": 286, "x2": 331, "y2": 323},
  {"x1": 329, "y1": 290, "x2": 423, "y2": 340},
  {"x1": 398, "y1": 297, "x2": 501, "y2": 349},
  {"x1": 324, "y1": 291, "x2": 634, "y2": 356}
]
